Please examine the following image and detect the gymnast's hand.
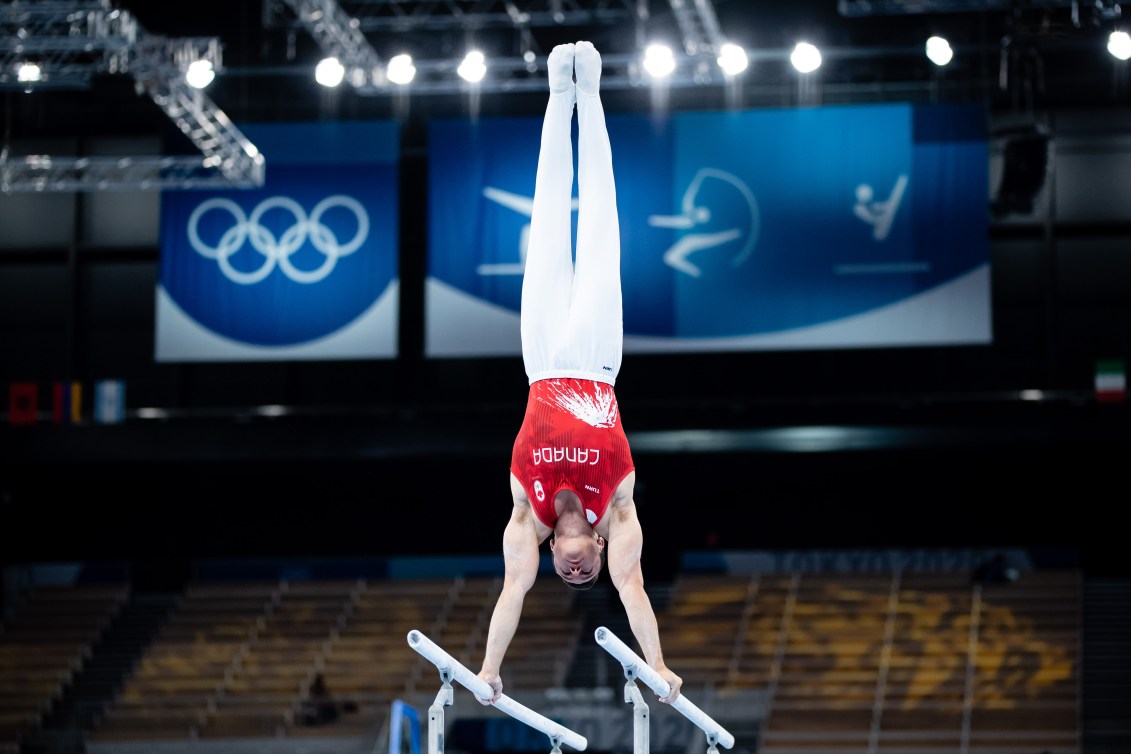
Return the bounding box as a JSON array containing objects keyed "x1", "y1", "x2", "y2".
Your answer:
[
  {"x1": 656, "y1": 666, "x2": 683, "y2": 704},
  {"x1": 477, "y1": 669, "x2": 503, "y2": 705}
]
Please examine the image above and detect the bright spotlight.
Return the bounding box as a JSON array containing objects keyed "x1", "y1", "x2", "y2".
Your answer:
[
  {"x1": 1109, "y1": 30, "x2": 1131, "y2": 61},
  {"x1": 926, "y1": 35, "x2": 954, "y2": 66},
  {"x1": 643, "y1": 43, "x2": 676, "y2": 78},
  {"x1": 16, "y1": 62, "x2": 41, "y2": 83},
  {"x1": 185, "y1": 59, "x2": 215, "y2": 89},
  {"x1": 315, "y1": 56, "x2": 345, "y2": 87},
  {"x1": 717, "y1": 43, "x2": 748, "y2": 76},
  {"x1": 458, "y1": 50, "x2": 487, "y2": 83},
  {"x1": 790, "y1": 42, "x2": 821, "y2": 73},
  {"x1": 387, "y1": 53, "x2": 416, "y2": 85}
]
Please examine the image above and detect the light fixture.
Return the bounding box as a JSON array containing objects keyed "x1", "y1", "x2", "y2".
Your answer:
[
  {"x1": 315, "y1": 56, "x2": 345, "y2": 87},
  {"x1": 926, "y1": 35, "x2": 954, "y2": 66},
  {"x1": 1109, "y1": 30, "x2": 1131, "y2": 60},
  {"x1": 185, "y1": 59, "x2": 215, "y2": 89},
  {"x1": 457, "y1": 50, "x2": 486, "y2": 83},
  {"x1": 16, "y1": 62, "x2": 41, "y2": 83},
  {"x1": 717, "y1": 43, "x2": 749, "y2": 76},
  {"x1": 386, "y1": 54, "x2": 416, "y2": 85},
  {"x1": 643, "y1": 43, "x2": 676, "y2": 78},
  {"x1": 790, "y1": 42, "x2": 821, "y2": 73}
]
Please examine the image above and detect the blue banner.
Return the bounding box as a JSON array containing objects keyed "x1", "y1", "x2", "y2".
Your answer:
[
  {"x1": 426, "y1": 103, "x2": 989, "y2": 355},
  {"x1": 157, "y1": 121, "x2": 399, "y2": 362}
]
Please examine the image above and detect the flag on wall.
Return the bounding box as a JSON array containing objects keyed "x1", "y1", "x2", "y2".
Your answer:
[
  {"x1": 95, "y1": 380, "x2": 126, "y2": 424},
  {"x1": 157, "y1": 121, "x2": 400, "y2": 362},
  {"x1": 52, "y1": 381, "x2": 82, "y2": 424},
  {"x1": 8, "y1": 382, "x2": 38, "y2": 425},
  {"x1": 426, "y1": 102, "x2": 990, "y2": 356},
  {"x1": 1096, "y1": 360, "x2": 1126, "y2": 403}
]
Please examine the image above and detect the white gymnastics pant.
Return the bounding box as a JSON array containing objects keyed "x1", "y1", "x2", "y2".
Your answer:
[{"x1": 521, "y1": 85, "x2": 623, "y2": 386}]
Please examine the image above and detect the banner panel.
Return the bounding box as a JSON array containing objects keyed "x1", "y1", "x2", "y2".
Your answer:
[
  {"x1": 157, "y1": 122, "x2": 399, "y2": 362},
  {"x1": 426, "y1": 103, "x2": 989, "y2": 356}
]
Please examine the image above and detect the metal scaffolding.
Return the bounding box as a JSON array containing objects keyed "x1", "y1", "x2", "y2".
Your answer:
[
  {"x1": 0, "y1": 0, "x2": 263, "y2": 193},
  {"x1": 264, "y1": 0, "x2": 738, "y2": 95},
  {"x1": 263, "y1": 0, "x2": 640, "y2": 33}
]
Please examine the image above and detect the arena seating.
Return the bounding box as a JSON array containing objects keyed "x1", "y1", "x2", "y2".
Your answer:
[
  {"x1": 311, "y1": 577, "x2": 456, "y2": 736},
  {"x1": 88, "y1": 574, "x2": 582, "y2": 743},
  {"x1": 658, "y1": 573, "x2": 753, "y2": 689},
  {"x1": 486, "y1": 576, "x2": 582, "y2": 690},
  {"x1": 80, "y1": 566, "x2": 1080, "y2": 754},
  {"x1": 91, "y1": 580, "x2": 280, "y2": 741},
  {"x1": 0, "y1": 583, "x2": 129, "y2": 752},
  {"x1": 967, "y1": 569, "x2": 1080, "y2": 754},
  {"x1": 661, "y1": 570, "x2": 1083, "y2": 754}
]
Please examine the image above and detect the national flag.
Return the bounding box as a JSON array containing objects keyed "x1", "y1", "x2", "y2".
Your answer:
[
  {"x1": 1096, "y1": 360, "x2": 1126, "y2": 404},
  {"x1": 95, "y1": 380, "x2": 126, "y2": 424},
  {"x1": 52, "y1": 381, "x2": 82, "y2": 424},
  {"x1": 8, "y1": 382, "x2": 38, "y2": 425}
]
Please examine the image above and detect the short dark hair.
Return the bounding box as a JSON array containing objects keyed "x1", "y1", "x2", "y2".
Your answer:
[
  {"x1": 563, "y1": 572, "x2": 599, "y2": 591},
  {"x1": 559, "y1": 546, "x2": 606, "y2": 591}
]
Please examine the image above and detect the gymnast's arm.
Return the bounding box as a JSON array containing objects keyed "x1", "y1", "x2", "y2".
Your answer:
[
  {"x1": 606, "y1": 493, "x2": 684, "y2": 703},
  {"x1": 477, "y1": 491, "x2": 540, "y2": 703}
]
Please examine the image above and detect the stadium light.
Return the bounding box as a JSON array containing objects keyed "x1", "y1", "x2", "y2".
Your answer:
[
  {"x1": 315, "y1": 56, "x2": 345, "y2": 87},
  {"x1": 458, "y1": 50, "x2": 487, "y2": 83},
  {"x1": 1109, "y1": 30, "x2": 1131, "y2": 60},
  {"x1": 185, "y1": 59, "x2": 215, "y2": 89},
  {"x1": 717, "y1": 43, "x2": 749, "y2": 76},
  {"x1": 16, "y1": 62, "x2": 42, "y2": 83},
  {"x1": 791, "y1": 42, "x2": 822, "y2": 73},
  {"x1": 926, "y1": 35, "x2": 954, "y2": 66},
  {"x1": 387, "y1": 54, "x2": 416, "y2": 85},
  {"x1": 643, "y1": 43, "x2": 676, "y2": 78}
]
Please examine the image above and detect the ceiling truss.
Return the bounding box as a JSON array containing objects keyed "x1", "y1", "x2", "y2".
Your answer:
[
  {"x1": 265, "y1": 0, "x2": 736, "y2": 94},
  {"x1": 1, "y1": 0, "x2": 264, "y2": 193}
]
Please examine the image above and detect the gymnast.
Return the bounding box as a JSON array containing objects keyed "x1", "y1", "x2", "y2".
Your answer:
[{"x1": 475, "y1": 40, "x2": 683, "y2": 707}]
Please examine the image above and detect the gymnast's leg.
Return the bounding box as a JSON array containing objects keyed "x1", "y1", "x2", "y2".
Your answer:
[
  {"x1": 567, "y1": 41, "x2": 623, "y2": 385},
  {"x1": 521, "y1": 44, "x2": 577, "y2": 384}
]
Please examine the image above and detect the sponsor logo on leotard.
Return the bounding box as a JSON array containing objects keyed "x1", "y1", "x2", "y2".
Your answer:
[{"x1": 532, "y1": 447, "x2": 601, "y2": 465}]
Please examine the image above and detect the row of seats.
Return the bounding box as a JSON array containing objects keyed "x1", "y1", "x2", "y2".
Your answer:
[
  {"x1": 89, "y1": 573, "x2": 580, "y2": 742},
  {"x1": 0, "y1": 583, "x2": 129, "y2": 752},
  {"x1": 655, "y1": 570, "x2": 1080, "y2": 754},
  {"x1": 3, "y1": 569, "x2": 1080, "y2": 753}
]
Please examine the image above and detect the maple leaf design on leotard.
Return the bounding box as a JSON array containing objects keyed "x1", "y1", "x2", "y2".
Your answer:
[{"x1": 540, "y1": 381, "x2": 619, "y2": 428}]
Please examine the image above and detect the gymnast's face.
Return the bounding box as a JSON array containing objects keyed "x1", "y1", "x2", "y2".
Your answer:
[{"x1": 550, "y1": 533, "x2": 605, "y2": 585}]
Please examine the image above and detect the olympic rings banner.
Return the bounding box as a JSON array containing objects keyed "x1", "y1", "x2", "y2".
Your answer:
[
  {"x1": 426, "y1": 103, "x2": 989, "y2": 356},
  {"x1": 157, "y1": 121, "x2": 399, "y2": 362}
]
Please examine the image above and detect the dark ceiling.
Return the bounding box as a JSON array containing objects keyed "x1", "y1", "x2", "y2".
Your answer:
[{"x1": 4, "y1": 0, "x2": 1130, "y2": 147}]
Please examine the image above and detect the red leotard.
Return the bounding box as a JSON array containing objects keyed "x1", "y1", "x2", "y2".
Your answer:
[{"x1": 510, "y1": 378, "x2": 635, "y2": 528}]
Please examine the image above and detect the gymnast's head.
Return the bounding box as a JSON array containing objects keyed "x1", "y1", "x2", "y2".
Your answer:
[{"x1": 549, "y1": 530, "x2": 606, "y2": 590}]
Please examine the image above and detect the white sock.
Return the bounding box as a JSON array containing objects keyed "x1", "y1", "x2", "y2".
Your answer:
[
  {"x1": 547, "y1": 43, "x2": 576, "y2": 96},
  {"x1": 574, "y1": 41, "x2": 601, "y2": 96}
]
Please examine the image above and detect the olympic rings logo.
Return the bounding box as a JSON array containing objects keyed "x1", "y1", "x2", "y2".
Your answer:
[{"x1": 186, "y1": 195, "x2": 370, "y2": 285}]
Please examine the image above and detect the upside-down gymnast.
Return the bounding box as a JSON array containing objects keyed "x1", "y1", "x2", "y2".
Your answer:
[{"x1": 475, "y1": 41, "x2": 683, "y2": 706}]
